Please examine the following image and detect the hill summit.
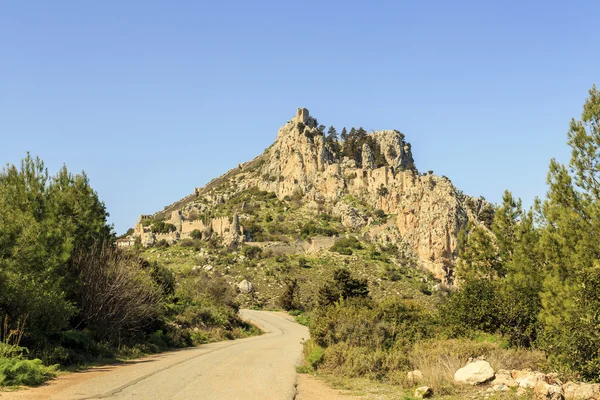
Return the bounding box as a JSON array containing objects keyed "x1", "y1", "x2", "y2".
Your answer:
[{"x1": 130, "y1": 108, "x2": 492, "y2": 284}]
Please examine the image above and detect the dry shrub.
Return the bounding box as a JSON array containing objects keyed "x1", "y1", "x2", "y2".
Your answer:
[
  {"x1": 485, "y1": 347, "x2": 546, "y2": 372},
  {"x1": 322, "y1": 342, "x2": 408, "y2": 380},
  {"x1": 74, "y1": 245, "x2": 164, "y2": 340},
  {"x1": 408, "y1": 338, "x2": 546, "y2": 395}
]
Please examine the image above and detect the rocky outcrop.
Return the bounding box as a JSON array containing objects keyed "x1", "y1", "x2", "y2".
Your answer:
[
  {"x1": 145, "y1": 108, "x2": 491, "y2": 283},
  {"x1": 362, "y1": 143, "x2": 375, "y2": 170},
  {"x1": 534, "y1": 380, "x2": 565, "y2": 400},
  {"x1": 463, "y1": 366, "x2": 600, "y2": 400},
  {"x1": 491, "y1": 369, "x2": 518, "y2": 388},
  {"x1": 563, "y1": 382, "x2": 600, "y2": 400},
  {"x1": 254, "y1": 108, "x2": 488, "y2": 283},
  {"x1": 333, "y1": 203, "x2": 366, "y2": 230}
]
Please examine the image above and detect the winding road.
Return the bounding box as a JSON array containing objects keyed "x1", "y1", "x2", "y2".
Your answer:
[{"x1": 1, "y1": 310, "x2": 309, "y2": 400}]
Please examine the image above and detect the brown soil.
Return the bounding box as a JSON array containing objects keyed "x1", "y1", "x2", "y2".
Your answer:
[{"x1": 296, "y1": 374, "x2": 363, "y2": 400}]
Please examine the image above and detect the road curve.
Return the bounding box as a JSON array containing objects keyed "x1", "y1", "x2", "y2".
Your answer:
[{"x1": 4, "y1": 310, "x2": 309, "y2": 400}]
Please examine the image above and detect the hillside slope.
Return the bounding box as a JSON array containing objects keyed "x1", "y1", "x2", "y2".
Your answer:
[{"x1": 131, "y1": 108, "x2": 492, "y2": 285}]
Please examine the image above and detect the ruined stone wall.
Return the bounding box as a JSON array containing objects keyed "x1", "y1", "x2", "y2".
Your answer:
[
  {"x1": 180, "y1": 219, "x2": 208, "y2": 234},
  {"x1": 210, "y1": 216, "x2": 232, "y2": 236}
]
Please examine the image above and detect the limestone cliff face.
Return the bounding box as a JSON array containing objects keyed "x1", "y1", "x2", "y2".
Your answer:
[
  {"x1": 153, "y1": 108, "x2": 489, "y2": 284},
  {"x1": 251, "y1": 108, "x2": 485, "y2": 283}
]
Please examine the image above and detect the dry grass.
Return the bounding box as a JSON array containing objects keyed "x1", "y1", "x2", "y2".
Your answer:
[{"x1": 408, "y1": 338, "x2": 546, "y2": 395}]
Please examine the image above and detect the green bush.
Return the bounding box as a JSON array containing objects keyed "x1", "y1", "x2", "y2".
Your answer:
[
  {"x1": 294, "y1": 314, "x2": 311, "y2": 327},
  {"x1": 330, "y1": 237, "x2": 363, "y2": 255},
  {"x1": 297, "y1": 256, "x2": 311, "y2": 269},
  {"x1": 151, "y1": 221, "x2": 177, "y2": 234},
  {"x1": 300, "y1": 221, "x2": 337, "y2": 239},
  {"x1": 0, "y1": 357, "x2": 57, "y2": 386},
  {"x1": 243, "y1": 245, "x2": 263, "y2": 259},
  {"x1": 309, "y1": 296, "x2": 437, "y2": 381},
  {"x1": 147, "y1": 330, "x2": 169, "y2": 350},
  {"x1": 317, "y1": 268, "x2": 369, "y2": 307},
  {"x1": 278, "y1": 278, "x2": 299, "y2": 311},
  {"x1": 440, "y1": 278, "x2": 500, "y2": 335},
  {"x1": 307, "y1": 345, "x2": 325, "y2": 369}
]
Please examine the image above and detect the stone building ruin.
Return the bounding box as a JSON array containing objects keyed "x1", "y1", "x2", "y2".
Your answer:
[{"x1": 132, "y1": 210, "x2": 244, "y2": 247}]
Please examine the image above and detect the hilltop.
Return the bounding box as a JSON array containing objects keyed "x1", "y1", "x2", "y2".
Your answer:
[{"x1": 125, "y1": 108, "x2": 494, "y2": 303}]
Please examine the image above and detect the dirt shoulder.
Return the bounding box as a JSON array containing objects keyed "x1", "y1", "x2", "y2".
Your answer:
[
  {"x1": 296, "y1": 374, "x2": 363, "y2": 400},
  {"x1": 0, "y1": 360, "x2": 139, "y2": 399}
]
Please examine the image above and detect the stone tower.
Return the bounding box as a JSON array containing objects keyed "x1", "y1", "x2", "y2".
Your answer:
[{"x1": 296, "y1": 108, "x2": 309, "y2": 124}]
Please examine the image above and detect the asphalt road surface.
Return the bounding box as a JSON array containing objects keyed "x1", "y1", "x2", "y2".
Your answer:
[{"x1": 13, "y1": 310, "x2": 309, "y2": 400}]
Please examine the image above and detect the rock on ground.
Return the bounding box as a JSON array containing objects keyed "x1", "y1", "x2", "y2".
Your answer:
[
  {"x1": 414, "y1": 386, "x2": 433, "y2": 399},
  {"x1": 454, "y1": 360, "x2": 495, "y2": 385}
]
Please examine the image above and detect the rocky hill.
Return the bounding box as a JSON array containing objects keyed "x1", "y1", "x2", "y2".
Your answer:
[{"x1": 132, "y1": 108, "x2": 493, "y2": 285}]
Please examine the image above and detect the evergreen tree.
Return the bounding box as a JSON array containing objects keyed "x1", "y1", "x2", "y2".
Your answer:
[
  {"x1": 537, "y1": 85, "x2": 600, "y2": 379},
  {"x1": 497, "y1": 208, "x2": 543, "y2": 347},
  {"x1": 327, "y1": 126, "x2": 338, "y2": 141},
  {"x1": 325, "y1": 126, "x2": 341, "y2": 156},
  {"x1": 491, "y1": 190, "x2": 522, "y2": 262},
  {"x1": 340, "y1": 127, "x2": 348, "y2": 142},
  {"x1": 457, "y1": 223, "x2": 501, "y2": 280}
]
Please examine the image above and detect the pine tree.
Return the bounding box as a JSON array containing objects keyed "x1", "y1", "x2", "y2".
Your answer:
[
  {"x1": 537, "y1": 85, "x2": 600, "y2": 379},
  {"x1": 457, "y1": 222, "x2": 501, "y2": 280},
  {"x1": 340, "y1": 127, "x2": 348, "y2": 142},
  {"x1": 497, "y1": 207, "x2": 543, "y2": 347},
  {"x1": 491, "y1": 190, "x2": 522, "y2": 262},
  {"x1": 327, "y1": 126, "x2": 338, "y2": 140}
]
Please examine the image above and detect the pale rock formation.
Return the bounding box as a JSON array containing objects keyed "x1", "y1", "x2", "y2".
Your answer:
[
  {"x1": 534, "y1": 380, "x2": 565, "y2": 400},
  {"x1": 341, "y1": 156, "x2": 357, "y2": 169},
  {"x1": 361, "y1": 143, "x2": 375, "y2": 170},
  {"x1": 333, "y1": 202, "x2": 366, "y2": 230},
  {"x1": 563, "y1": 382, "x2": 600, "y2": 400},
  {"x1": 490, "y1": 384, "x2": 510, "y2": 392},
  {"x1": 492, "y1": 369, "x2": 518, "y2": 388},
  {"x1": 147, "y1": 108, "x2": 492, "y2": 283},
  {"x1": 454, "y1": 360, "x2": 495, "y2": 385},
  {"x1": 372, "y1": 129, "x2": 414, "y2": 169},
  {"x1": 414, "y1": 386, "x2": 433, "y2": 399},
  {"x1": 238, "y1": 280, "x2": 253, "y2": 294},
  {"x1": 254, "y1": 109, "x2": 486, "y2": 282},
  {"x1": 513, "y1": 370, "x2": 546, "y2": 389}
]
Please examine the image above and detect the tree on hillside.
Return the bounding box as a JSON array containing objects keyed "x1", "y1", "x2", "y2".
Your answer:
[
  {"x1": 340, "y1": 127, "x2": 348, "y2": 142},
  {"x1": 318, "y1": 268, "x2": 369, "y2": 307}
]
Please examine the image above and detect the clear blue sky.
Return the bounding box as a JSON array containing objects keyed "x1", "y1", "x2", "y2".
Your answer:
[{"x1": 1, "y1": 1, "x2": 598, "y2": 234}]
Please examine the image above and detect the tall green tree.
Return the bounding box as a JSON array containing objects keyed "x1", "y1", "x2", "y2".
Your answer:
[
  {"x1": 537, "y1": 85, "x2": 600, "y2": 379},
  {"x1": 457, "y1": 222, "x2": 501, "y2": 280},
  {"x1": 491, "y1": 190, "x2": 522, "y2": 262},
  {"x1": 497, "y1": 207, "x2": 543, "y2": 347},
  {"x1": 0, "y1": 154, "x2": 113, "y2": 341}
]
